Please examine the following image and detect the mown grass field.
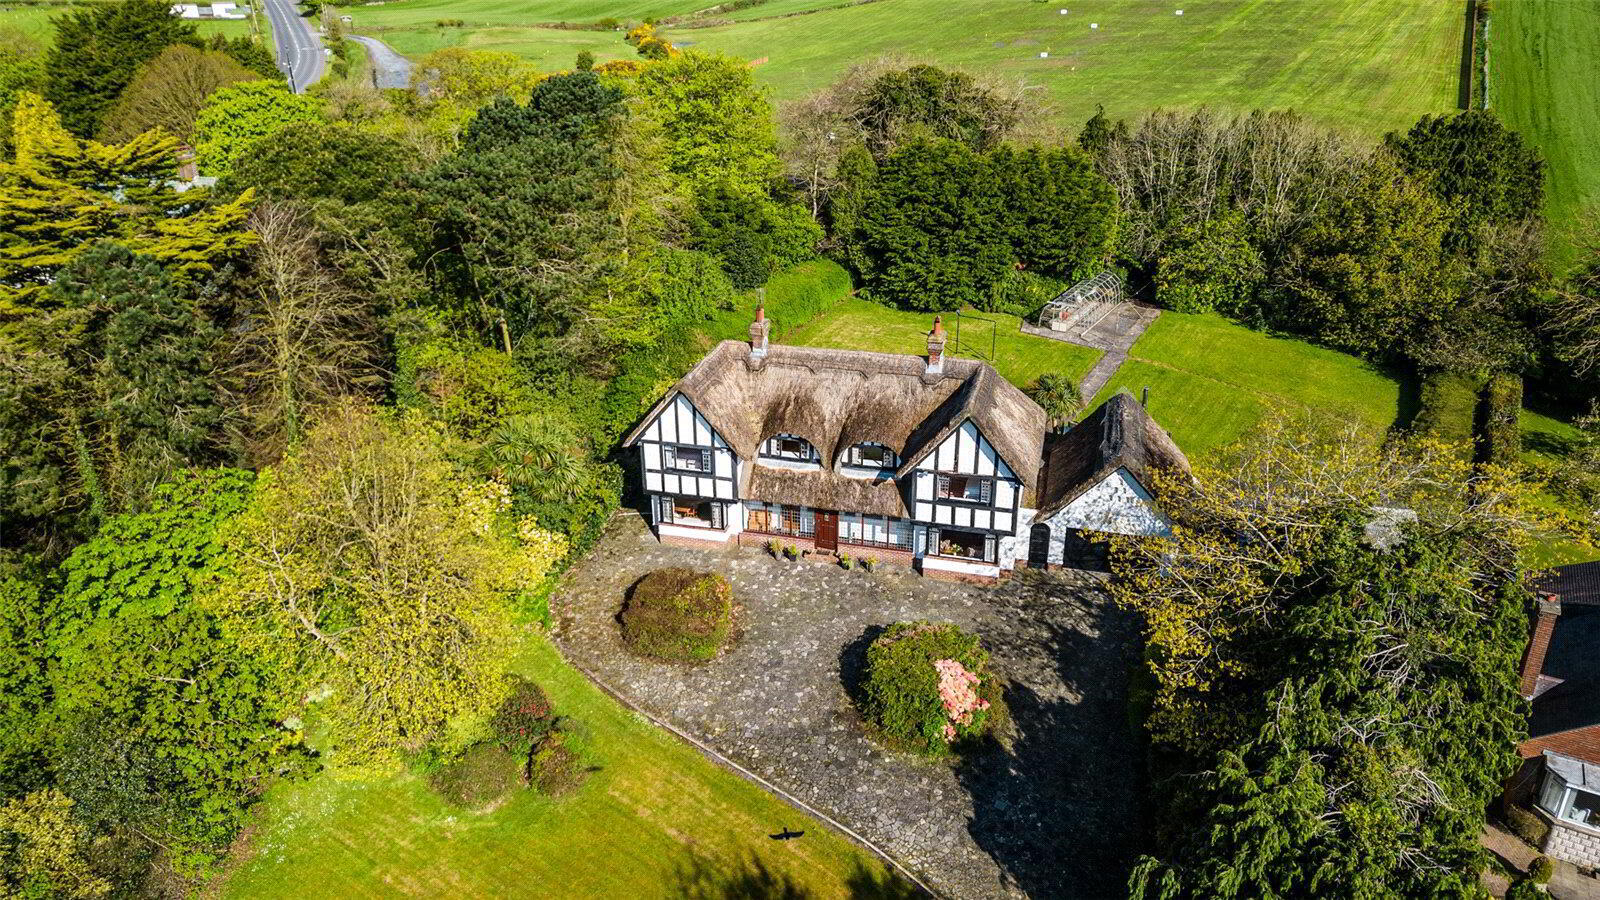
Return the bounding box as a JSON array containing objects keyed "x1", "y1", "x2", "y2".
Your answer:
[
  {"x1": 0, "y1": 3, "x2": 264, "y2": 43},
  {"x1": 338, "y1": 0, "x2": 1461, "y2": 135},
  {"x1": 783, "y1": 296, "x2": 1102, "y2": 389},
  {"x1": 1087, "y1": 312, "x2": 1404, "y2": 459},
  {"x1": 222, "y1": 635, "x2": 903, "y2": 898},
  {"x1": 1491, "y1": 0, "x2": 1600, "y2": 260}
]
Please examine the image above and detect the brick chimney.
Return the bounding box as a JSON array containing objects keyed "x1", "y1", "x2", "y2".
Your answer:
[
  {"x1": 748, "y1": 305, "x2": 770, "y2": 359},
  {"x1": 1519, "y1": 593, "x2": 1562, "y2": 699},
  {"x1": 926, "y1": 315, "x2": 947, "y2": 375}
]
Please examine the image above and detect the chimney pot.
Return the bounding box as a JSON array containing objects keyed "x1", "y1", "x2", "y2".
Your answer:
[
  {"x1": 749, "y1": 306, "x2": 771, "y2": 359},
  {"x1": 926, "y1": 315, "x2": 947, "y2": 375}
]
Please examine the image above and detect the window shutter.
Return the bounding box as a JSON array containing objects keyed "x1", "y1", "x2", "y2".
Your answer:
[
  {"x1": 984, "y1": 534, "x2": 997, "y2": 562},
  {"x1": 937, "y1": 474, "x2": 950, "y2": 498},
  {"x1": 657, "y1": 495, "x2": 674, "y2": 524},
  {"x1": 927, "y1": 528, "x2": 939, "y2": 555},
  {"x1": 700, "y1": 449, "x2": 712, "y2": 472},
  {"x1": 980, "y1": 479, "x2": 993, "y2": 505},
  {"x1": 711, "y1": 503, "x2": 724, "y2": 529}
]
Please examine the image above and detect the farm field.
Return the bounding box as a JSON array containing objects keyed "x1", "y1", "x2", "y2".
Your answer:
[
  {"x1": 338, "y1": 0, "x2": 1463, "y2": 136},
  {"x1": 1086, "y1": 312, "x2": 1404, "y2": 459},
  {"x1": 783, "y1": 295, "x2": 1103, "y2": 389},
  {"x1": 0, "y1": 3, "x2": 265, "y2": 43},
  {"x1": 221, "y1": 635, "x2": 903, "y2": 898},
  {"x1": 1491, "y1": 0, "x2": 1600, "y2": 259}
]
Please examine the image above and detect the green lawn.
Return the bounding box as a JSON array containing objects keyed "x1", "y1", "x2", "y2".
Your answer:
[
  {"x1": 782, "y1": 296, "x2": 1102, "y2": 389},
  {"x1": 1491, "y1": 0, "x2": 1600, "y2": 261},
  {"x1": 1520, "y1": 408, "x2": 1598, "y2": 567},
  {"x1": 1088, "y1": 312, "x2": 1404, "y2": 459},
  {"x1": 345, "y1": 0, "x2": 1462, "y2": 137},
  {"x1": 221, "y1": 635, "x2": 903, "y2": 898}
]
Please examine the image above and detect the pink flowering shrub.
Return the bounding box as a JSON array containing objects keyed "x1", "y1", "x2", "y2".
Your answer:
[{"x1": 861, "y1": 621, "x2": 1003, "y2": 756}]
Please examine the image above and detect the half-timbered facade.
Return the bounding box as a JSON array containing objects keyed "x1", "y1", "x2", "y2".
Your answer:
[{"x1": 621, "y1": 309, "x2": 1189, "y2": 580}]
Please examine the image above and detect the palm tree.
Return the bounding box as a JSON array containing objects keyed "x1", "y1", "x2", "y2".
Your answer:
[
  {"x1": 477, "y1": 414, "x2": 590, "y2": 503},
  {"x1": 1028, "y1": 373, "x2": 1082, "y2": 430}
]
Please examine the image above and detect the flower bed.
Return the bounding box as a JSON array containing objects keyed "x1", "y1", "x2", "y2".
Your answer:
[{"x1": 860, "y1": 621, "x2": 1004, "y2": 756}]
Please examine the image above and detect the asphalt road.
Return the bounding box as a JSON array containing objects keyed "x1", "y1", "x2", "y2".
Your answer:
[
  {"x1": 261, "y1": 0, "x2": 323, "y2": 93},
  {"x1": 348, "y1": 35, "x2": 412, "y2": 90}
]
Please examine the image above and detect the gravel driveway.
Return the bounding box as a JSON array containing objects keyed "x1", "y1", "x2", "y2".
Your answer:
[{"x1": 553, "y1": 515, "x2": 1146, "y2": 898}]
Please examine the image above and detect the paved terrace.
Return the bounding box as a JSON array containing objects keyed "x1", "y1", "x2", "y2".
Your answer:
[{"x1": 553, "y1": 514, "x2": 1145, "y2": 899}]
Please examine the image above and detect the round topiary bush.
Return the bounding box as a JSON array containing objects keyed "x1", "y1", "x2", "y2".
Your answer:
[
  {"x1": 489, "y1": 674, "x2": 555, "y2": 756},
  {"x1": 1530, "y1": 855, "x2": 1554, "y2": 885},
  {"x1": 427, "y1": 742, "x2": 524, "y2": 809},
  {"x1": 620, "y1": 568, "x2": 733, "y2": 662},
  {"x1": 860, "y1": 621, "x2": 1003, "y2": 756}
]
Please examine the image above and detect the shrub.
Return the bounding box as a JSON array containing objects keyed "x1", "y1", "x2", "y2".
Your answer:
[
  {"x1": 489, "y1": 675, "x2": 554, "y2": 756},
  {"x1": 428, "y1": 742, "x2": 523, "y2": 809},
  {"x1": 619, "y1": 569, "x2": 733, "y2": 662},
  {"x1": 860, "y1": 621, "x2": 1002, "y2": 756},
  {"x1": 1529, "y1": 855, "x2": 1553, "y2": 884},
  {"x1": 1505, "y1": 879, "x2": 1540, "y2": 900},
  {"x1": 1503, "y1": 802, "x2": 1551, "y2": 847},
  {"x1": 838, "y1": 552, "x2": 852, "y2": 569},
  {"x1": 529, "y1": 730, "x2": 586, "y2": 796},
  {"x1": 762, "y1": 259, "x2": 852, "y2": 335},
  {"x1": 985, "y1": 269, "x2": 1065, "y2": 318}
]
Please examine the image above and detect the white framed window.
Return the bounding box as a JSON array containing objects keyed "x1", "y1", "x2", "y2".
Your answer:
[
  {"x1": 928, "y1": 527, "x2": 995, "y2": 562},
  {"x1": 1539, "y1": 761, "x2": 1600, "y2": 828},
  {"x1": 845, "y1": 442, "x2": 898, "y2": 469},
  {"x1": 658, "y1": 496, "x2": 723, "y2": 529},
  {"x1": 665, "y1": 445, "x2": 711, "y2": 473},
  {"x1": 936, "y1": 473, "x2": 993, "y2": 505},
  {"x1": 760, "y1": 433, "x2": 818, "y2": 463}
]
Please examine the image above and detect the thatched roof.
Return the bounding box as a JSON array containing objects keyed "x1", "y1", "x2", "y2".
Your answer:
[
  {"x1": 744, "y1": 467, "x2": 908, "y2": 518},
  {"x1": 624, "y1": 340, "x2": 1047, "y2": 489},
  {"x1": 1036, "y1": 392, "x2": 1191, "y2": 518}
]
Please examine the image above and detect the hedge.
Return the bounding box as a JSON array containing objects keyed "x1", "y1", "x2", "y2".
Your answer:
[
  {"x1": 1482, "y1": 372, "x2": 1523, "y2": 466},
  {"x1": 761, "y1": 258, "x2": 853, "y2": 337},
  {"x1": 1412, "y1": 371, "x2": 1484, "y2": 461}
]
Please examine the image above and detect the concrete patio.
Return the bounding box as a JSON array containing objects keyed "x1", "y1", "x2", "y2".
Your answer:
[{"x1": 552, "y1": 513, "x2": 1145, "y2": 898}]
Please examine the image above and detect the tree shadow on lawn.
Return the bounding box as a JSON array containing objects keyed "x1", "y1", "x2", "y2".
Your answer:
[
  {"x1": 673, "y1": 853, "x2": 920, "y2": 899},
  {"x1": 954, "y1": 591, "x2": 1148, "y2": 899}
]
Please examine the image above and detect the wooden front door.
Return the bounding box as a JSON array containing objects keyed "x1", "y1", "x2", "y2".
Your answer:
[
  {"x1": 814, "y1": 510, "x2": 838, "y2": 551},
  {"x1": 1027, "y1": 523, "x2": 1052, "y2": 568}
]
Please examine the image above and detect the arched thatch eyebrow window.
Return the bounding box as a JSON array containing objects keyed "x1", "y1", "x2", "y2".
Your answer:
[
  {"x1": 843, "y1": 442, "x2": 898, "y2": 469},
  {"x1": 760, "y1": 433, "x2": 818, "y2": 463}
]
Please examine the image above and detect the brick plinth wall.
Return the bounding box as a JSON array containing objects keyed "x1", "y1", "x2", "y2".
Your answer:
[
  {"x1": 659, "y1": 532, "x2": 732, "y2": 550},
  {"x1": 1547, "y1": 821, "x2": 1600, "y2": 868}
]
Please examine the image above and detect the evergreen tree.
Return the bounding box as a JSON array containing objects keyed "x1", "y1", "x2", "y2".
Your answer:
[
  {"x1": 41, "y1": 0, "x2": 199, "y2": 136},
  {"x1": 991, "y1": 144, "x2": 1117, "y2": 282}
]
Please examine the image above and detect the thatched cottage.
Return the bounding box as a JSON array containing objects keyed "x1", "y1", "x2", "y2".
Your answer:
[{"x1": 622, "y1": 310, "x2": 1190, "y2": 580}]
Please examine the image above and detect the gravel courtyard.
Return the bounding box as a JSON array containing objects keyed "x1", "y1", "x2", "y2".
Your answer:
[{"x1": 552, "y1": 515, "x2": 1146, "y2": 899}]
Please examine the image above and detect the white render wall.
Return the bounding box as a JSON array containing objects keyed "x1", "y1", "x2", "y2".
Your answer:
[{"x1": 638, "y1": 394, "x2": 737, "y2": 501}]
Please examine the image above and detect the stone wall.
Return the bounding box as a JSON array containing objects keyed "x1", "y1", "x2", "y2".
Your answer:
[{"x1": 1546, "y1": 821, "x2": 1600, "y2": 868}]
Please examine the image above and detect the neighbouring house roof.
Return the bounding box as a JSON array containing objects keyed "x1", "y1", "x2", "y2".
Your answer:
[
  {"x1": 1033, "y1": 391, "x2": 1191, "y2": 519},
  {"x1": 1530, "y1": 605, "x2": 1600, "y2": 742},
  {"x1": 1537, "y1": 561, "x2": 1600, "y2": 606},
  {"x1": 623, "y1": 340, "x2": 1046, "y2": 490}
]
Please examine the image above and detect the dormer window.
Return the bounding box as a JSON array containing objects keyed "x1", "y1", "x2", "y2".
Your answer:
[
  {"x1": 844, "y1": 442, "x2": 898, "y2": 469},
  {"x1": 937, "y1": 473, "x2": 992, "y2": 504},
  {"x1": 760, "y1": 433, "x2": 818, "y2": 463}
]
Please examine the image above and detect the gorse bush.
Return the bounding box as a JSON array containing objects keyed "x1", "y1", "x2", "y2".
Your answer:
[
  {"x1": 619, "y1": 568, "x2": 733, "y2": 663},
  {"x1": 860, "y1": 622, "x2": 1001, "y2": 756}
]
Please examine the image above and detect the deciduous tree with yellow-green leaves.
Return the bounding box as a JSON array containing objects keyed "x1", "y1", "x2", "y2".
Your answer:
[{"x1": 208, "y1": 403, "x2": 568, "y2": 771}]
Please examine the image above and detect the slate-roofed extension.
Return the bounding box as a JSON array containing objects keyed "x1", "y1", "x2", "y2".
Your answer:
[
  {"x1": 1530, "y1": 605, "x2": 1600, "y2": 742},
  {"x1": 1538, "y1": 561, "x2": 1600, "y2": 607},
  {"x1": 1034, "y1": 391, "x2": 1191, "y2": 518}
]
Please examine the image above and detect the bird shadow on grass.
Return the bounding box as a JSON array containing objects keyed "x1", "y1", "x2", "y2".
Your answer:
[{"x1": 672, "y1": 854, "x2": 922, "y2": 899}]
